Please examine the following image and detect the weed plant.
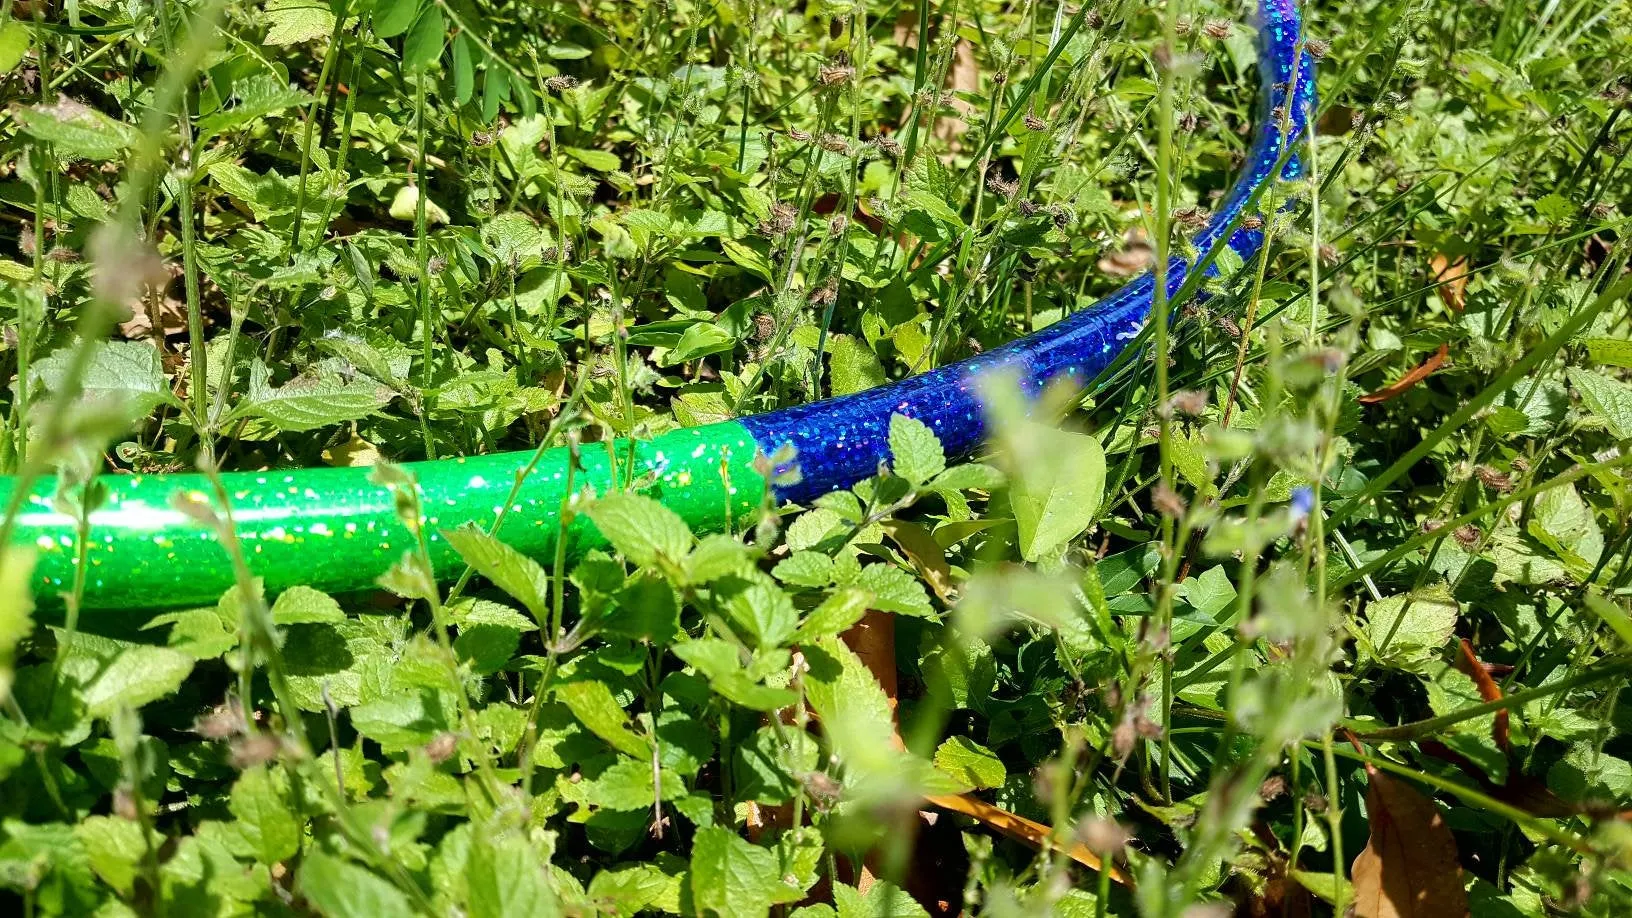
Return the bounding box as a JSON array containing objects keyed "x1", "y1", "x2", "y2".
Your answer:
[{"x1": 0, "y1": 0, "x2": 1629, "y2": 915}]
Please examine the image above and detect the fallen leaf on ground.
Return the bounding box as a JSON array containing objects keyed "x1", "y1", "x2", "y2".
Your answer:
[
  {"x1": 1359, "y1": 343, "x2": 1449, "y2": 404},
  {"x1": 1431, "y1": 254, "x2": 1469, "y2": 312},
  {"x1": 1455, "y1": 638, "x2": 1509, "y2": 751},
  {"x1": 1351, "y1": 768, "x2": 1469, "y2": 918}
]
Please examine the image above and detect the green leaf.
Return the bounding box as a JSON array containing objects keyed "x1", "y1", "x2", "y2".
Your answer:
[
  {"x1": 297, "y1": 851, "x2": 412, "y2": 917},
  {"x1": 467, "y1": 832, "x2": 558, "y2": 918},
  {"x1": 773, "y1": 551, "x2": 833, "y2": 588},
  {"x1": 796, "y1": 588, "x2": 871, "y2": 640},
  {"x1": 829, "y1": 334, "x2": 886, "y2": 397},
  {"x1": 350, "y1": 688, "x2": 454, "y2": 750},
  {"x1": 230, "y1": 360, "x2": 394, "y2": 431},
  {"x1": 848, "y1": 563, "x2": 932, "y2": 618},
  {"x1": 373, "y1": 0, "x2": 420, "y2": 37},
  {"x1": 1567, "y1": 367, "x2": 1632, "y2": 440},
  {"x1": 263, "y1": 0, "x2": 335, "y2": 46},
  {"x1": 665, "y1": 322, "x2": 736, "y2": 365},
  {"x1": 834, "y1": 880, "x2": 931, "y2": 918},
  {"x1": 16, "y1": 95, "x2": 138, "y2": 161},
  {"x1": 1548, "y1": 742, "x2": 1632, "y2": 801},
  {"x1": 672, "y1": 639, "x2": 799, "y2": 711},
  {"x1": 1583, "y1": 337, "x2": 1632, "y2": 369},
  {"x1": 82, "y1": 646, "x2": 194, "y2": 718},
  {"x1": 733, "y1": 726, "x2": 818, "y2": 804},
  {"x1": 0, "y1": 21, "x2": 31, "y2": 74},
  {"x1": 1005, "y1": 420, "x2": 1106, "y2": 561},
  {"x1": 933, "y1": 736, "x2": 1005, "y2": 789},
  {"x1": 442, "y1": 524, "x2": 551, "y2": 624},
  {"x1": 271, "y1": 585, "x2": 346, "y2": 624},
  {"x1": 689, "y1": 826, "x2": 791, "y2": 918},
  {"x1": 588, "y1": 863, "x2": 679, "y2": 916},
  {"x1": 1361, "y1": 591, "x2": 1459, "y2": 673},
  {"x1": 584, "y1": 757, "x2": 684, "y2": 810},
  {"x1": 566, "y1": 147, "x2": 622, "y2": 171},
  {"x1": 402, "y1": 4, "x2": 446, "y2": 72},
  {"x1": 0, "y1": 549, "x2": 35, "y2": 705},
  {"x1": 803, "y1": 636, "x2": 896, "y2": 773},
  {"x1": 229, "y1": 766, "x2": 300, "y2": 864},
  {"x1": 388, "y1": 183, "x2": 450, "y2": 223},
  {"x1": 451, "y1": 32, "x2": 476, "y2": 104},
  {"x1": 455, "y1": 624, "x2": 520, "y2": 675},
  {"x1": 888, "y1": 413, "x2": 946, "y2": 486},
  {"x1": 75, "y1": 815, "x2": 144, "y2": 896},
  {"x1": 558, "y1": 679, "x2": 651, "y2": 757},
  {"x1": 32, "y1": 340, "x2": 173, "y2": 425},
  {"x1": 585, "y1": 493, "x2": 693, "y2": 569},
  {"x1": 195, "y1": 74, "x2": 312, "y2": 140},
  {"x1": 721, "y1": 575, "x2": 797, "y2": 648},
  {"x1": 683, "y1": 534, "x2": 750, "y2": 585},
  {"x1": 480, "y1": 64, "x2": 510, "y2": 122},
  {"x1": 1583, "y1": 589, "x2": 1632, "y2": 650},
  {"x1": 603, "y1": 573, "x2": 681, "y2": 644}
]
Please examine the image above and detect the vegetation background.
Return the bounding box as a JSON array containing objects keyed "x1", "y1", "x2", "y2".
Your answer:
[{"x1": 0, "y1": 0, "x2": 1629, "y2": 914}]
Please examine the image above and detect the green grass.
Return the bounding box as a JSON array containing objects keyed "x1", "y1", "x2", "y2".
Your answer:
[{"x1": 1, "y1": 0, "x2": 1630, "y2": 915}]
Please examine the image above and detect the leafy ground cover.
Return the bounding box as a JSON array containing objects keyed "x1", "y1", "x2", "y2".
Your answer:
[{"x1": 1, "y1": 0, "x2": 1630, "y2": 914}]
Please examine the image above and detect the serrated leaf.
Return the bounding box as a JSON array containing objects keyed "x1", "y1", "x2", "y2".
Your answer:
[
  {"x1": 1566, "y1": 367, "x2": 1632, "y2": 440},
  {"x1": 271, "y1": 585, "x2": 345, "y2": 624},
  {"x1": 690, "y1": 826, "x2": 793, "y2": 918},
  {"x1": 796, "y1": 588, "x2": 871, "y2": 640},
  {"x1": 803, "y1": 636, "x2": 896, "y2": 773},
  {"x1": 467, "y1": 832, "x2": 557, "y2": 918},
  {"x1": 74, "y1": 816, "x2": 143, "y2": 896},
  {"x1": 297, "y1": 851, "x2": 412, "y2": 917},
  {"x1": 263, "y1": 0, "x2": 335, "y2": 46},
  {"x1": 585, "y1": 493, "x2": 692, "y2": 569},
  {"x1": 82, "y1": 646, "x2": 194, "y2": 718},
  {"x1": 829, "y1": 334, "x2": 886, "y2": 396},
  {"x1": 32, "y1": 340, "x2": 173, "y2": 425},
  {"x1": 888, "y1": 413, "x2": 945, "y2": 485},
  {"x1": 1362, "y1": 592, "x2": 1459, "y2": 673},
  {"x1": 17, "y1": 95, "x2": 138, "y2": 160},
  {"x1": 229, "y1": 766, "x2": 300, "y2": 864},
  {"x1": 230, "y1": 360, "x2": 394, "y2": 431},
  {"x1": 1583, "y1": 337, "x2": 1632, "y2": 369},
  {"x1": 721, "y1": 575, "x2": 797, "y2": 648},
  {"x1": 584, "y1": 757, "x2": 684, "y2": 811},
  {"x1": 195, "y1": 75, "x2": 312, "y2": 141},
  {"x1": 455, "y1": 624, "x2": 520, "y2": 675},
  {"x1": 934, "y1": 735, "x2": 1005, "y2": 789},
  {"x1": 442, "y1": 524, "x2": 550, "y2": 624},
  {"x1": 672, "y1": 639, "x2": 799, "y2": 712},
  {"x1": 350, "y1": 688, "x2": 454, "y2": 750}
]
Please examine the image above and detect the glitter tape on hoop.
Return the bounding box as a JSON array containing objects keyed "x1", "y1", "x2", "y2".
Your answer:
[{"x1": 0, "y1": 0, "x2": 1314, "y2": 612}]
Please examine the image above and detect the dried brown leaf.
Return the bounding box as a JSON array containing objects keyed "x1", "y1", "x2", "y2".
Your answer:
[
  {"x1": 1359, "y1": 343, "x2": 1449, "y2": 404},
  {"x1": 1351, "y1": 771, "x2": 1469, "y2": 918},
  {"x1": 1455, "y1": 638, "x2": 1509, "y2": 751},
  {"x1": 1431, "y1": 254, "x2": 1469, "y2": 313}
]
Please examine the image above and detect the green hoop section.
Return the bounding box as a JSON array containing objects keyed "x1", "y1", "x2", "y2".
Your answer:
[{"x1": 5, "y1": 421, "x2": 766, "y2": 611}]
